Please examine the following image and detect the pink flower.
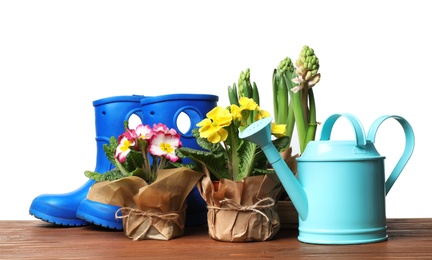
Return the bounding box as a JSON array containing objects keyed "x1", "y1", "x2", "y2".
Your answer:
[
  {"x1": 115, "y1": 133, "x2": 136, "y2": 163},
  {"x1": 111, "y1": 122, "x2": 183, "y2": 183},
  {"x1": 152, "y1": 123, "x2": 169, "y2": 133},
  {"x1": 148, "y1": 132, "x2": 182, "y2": 162},
  {"x1": 152, "y1": 123, "x2": 178, "y2": 136},
  {"x1": 123, "y1": 128, "x2": 137, "y2": 139},
  {"x1": 135, "y1": 124, "x2": 153, "y2": 140}
]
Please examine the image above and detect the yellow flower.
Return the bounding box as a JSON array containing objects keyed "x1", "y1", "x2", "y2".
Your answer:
[
  {"x1": 196, "y1": 106, "x2": 232, "y2": 143},
  {"x1": 229, "y1": 104, "x2": 243, "y2": 122},
  {"x1": 271, "y1": 122, "x2": 287, "y2": 138},
  {"x1": 255, "y1": 109, "x2": 271, "y2": 121},
  {"x1": 239, "y1": 97, "x2": 258, "y2": 111}
]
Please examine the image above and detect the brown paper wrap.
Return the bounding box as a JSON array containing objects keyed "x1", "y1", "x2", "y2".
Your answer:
[
  {"x1": 197, "y1": 167, "x2": 283, "y2": 242},
  {"x1": 86, "y1": 167, "x2": 204, "y2": 241},
  {"x1": 87, "y1": 176, "x2": 147, "y2": 207}
]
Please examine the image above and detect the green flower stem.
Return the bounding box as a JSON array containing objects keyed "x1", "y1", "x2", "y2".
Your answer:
[
  {"x1": 294, "y1": 87, "x2": 317, "y2": 154},
  {"x1": 151, "y1": 155, "x2": 159, "y2": 183},
  {"x1": 251, "y1": 82, "x2": 260, "y2": 124},
  {"x1": 115, "y1": 158, "x2": 129, "y2": 177},
  {"x1": 222, "y1": 140, "x2": 233, "y2": 180},
  {"x1": 276, "y1": 75, "x2": 289, "y2": 124},
  {"x1": 272, "y1": 69, "x2": 280, "y2": 122},
  {"x1": 155, "y1": 157, "x2": 167, "y2": 182},
  {"x1": 285, "y1": 97, "x2": 295, "y2": 147},
  {"x1": 292, "y1": 89, "x2": 307, "y2": 153},
  {"x1": 301, "y1": 86, "x2": 309, "y2": 124},
  {"x1": 227, "y1": 123, "x2": 240, "y2": 181},
  {"x1": 304, "y1": 88, "x2": 317, "y2": 152},
  {"x1": 140, "y1": 143, "x2": 151, "y2": 181},
  {"x1": 283, "y1": 73, "x2": 296, "y2": 147}
]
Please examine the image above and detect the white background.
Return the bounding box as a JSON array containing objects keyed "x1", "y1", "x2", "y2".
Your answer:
[{"x1": 0, "y1": 0, "x2": 430, "y2": 220}]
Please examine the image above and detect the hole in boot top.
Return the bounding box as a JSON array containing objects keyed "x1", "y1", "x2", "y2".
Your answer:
[
  {"x1": 128, "y1": 113, "x2": 143, "y2": 129},
  {"x1": 176, "y1": 111, "x2": 192, "y2": 135}
]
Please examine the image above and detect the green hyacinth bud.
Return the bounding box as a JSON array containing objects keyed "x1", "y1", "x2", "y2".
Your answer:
[
  {"x1": 295, "y1": 45, "x2": 320, "y2": 80},
  {"x1": 238, "y1": 68, "x2": 252, "y2": 98},
  {"x1": 277, "y1": 57, "x2": 295, "y2": 76}
]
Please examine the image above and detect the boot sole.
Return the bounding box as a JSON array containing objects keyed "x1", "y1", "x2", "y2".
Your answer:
[
  {"x1": 29, "y1": 208, "x2": 89, "y2": 227},
  {"x1": 76, "y1": 199, "x2": 123, "y2": 230}
]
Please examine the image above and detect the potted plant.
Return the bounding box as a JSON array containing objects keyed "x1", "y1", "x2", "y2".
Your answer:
[
  {"x1": 272, "y1": 45, "x2": 321, "y2": 227},
  {"x1": 175, "y1": 70, "x2": 292, "y2": 242},
  {"x1": 83, "y1": 122, "x2": 203, "y2": 241}
]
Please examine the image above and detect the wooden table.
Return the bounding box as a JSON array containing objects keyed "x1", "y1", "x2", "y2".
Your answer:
[{"x1": 1, "y1": 219, "x2": 431, "y2": 259}]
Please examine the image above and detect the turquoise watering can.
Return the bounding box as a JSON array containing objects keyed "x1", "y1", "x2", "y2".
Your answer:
[{"x1": 239, "y1": 113, "x2": 415, "y2": 244}]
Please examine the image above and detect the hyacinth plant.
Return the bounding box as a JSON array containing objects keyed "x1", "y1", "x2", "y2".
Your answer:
[
  {"x1": 85, "y1": 122, "x2": 182, "y2": 183},
  {"x1": 175, "y1": 94, "x2": 289, "y2": 181},
  {"x1": 228, "y1": 68, "x2": 260, "y2": 129},
  {"x1": 272, "y1": 45, "x2": 321, "y2": 154}
]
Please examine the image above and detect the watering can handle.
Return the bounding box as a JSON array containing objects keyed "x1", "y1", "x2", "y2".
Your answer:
[
  {"x1": 320, "y1": 113, "x2": 367, "y2": 146},
  {"x1": 367, "y1": 115, "x2": 415, "y2": 195}
]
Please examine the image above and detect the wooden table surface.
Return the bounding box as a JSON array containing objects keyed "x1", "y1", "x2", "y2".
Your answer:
[{"x1": 1, "y1": 218, "x2": 432, "y2": 259}]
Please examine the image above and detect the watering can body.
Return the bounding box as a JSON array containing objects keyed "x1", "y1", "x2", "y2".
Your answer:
[
  {"x1": 297, "y1": 141, "x2": 387, "y2": 244},
  {"x1": 240, "y1": 113, "x2": 414, "y2": 245}
]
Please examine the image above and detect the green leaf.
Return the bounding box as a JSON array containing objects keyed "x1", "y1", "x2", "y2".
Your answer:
[
  {"x1": 228, "y1": 83, "x2": 239, "y2": 106},
  {"x1": 233, "y1": 136, "x2": 289, "y2": 181},
  {"x1": 123, "y1": 150, "x2": 145, "y2": 172},
  {"x1": 236, "y1": 140, "x2": 257, "y2": 180},
  {"x1": 130, "y1": 167, "x2": 146, "y2": 180},
  {"x1": 273, "y1": 136, "x2": 291, "y2": 151},
  {"x1": 192, "y1": 128, "x2": 225, "y2": 154},
  {"x1": 252, "y1": 82, "x2": 260, "y2": 106},
  {"x1": 176, "y1": 147, "x2": 229, "y2": 180},
  {"x1": 84, "y1": 169, "x2": 128, "y2": 182},
  {"x1": 102, "y1": 136, "x2": 118, "y2": 166},
  {"x1": 251, "y1": 168, "x2": 277, "y2": 176},
  {"x1": 272, "y1": 69, "x2": 279, "y2": 121}
]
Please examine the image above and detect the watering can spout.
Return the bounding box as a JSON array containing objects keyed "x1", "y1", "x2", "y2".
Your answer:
[{"x1": 239, "y1": 117, "x2": 308, "y2": 220}]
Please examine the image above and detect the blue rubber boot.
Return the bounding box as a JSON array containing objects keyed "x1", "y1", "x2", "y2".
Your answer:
[
  {"x1": 29, "y1": 95, "x2": 144, "y2": 227},
  {"x1": 76, "y1": 93, "x2": 218, "y2": 229}
]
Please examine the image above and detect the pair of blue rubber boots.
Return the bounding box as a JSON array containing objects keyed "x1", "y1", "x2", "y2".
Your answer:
[{"x1": 29, "y1": 94, "x2": 218, "y2": 229}]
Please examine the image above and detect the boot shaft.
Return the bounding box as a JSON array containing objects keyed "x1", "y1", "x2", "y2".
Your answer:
[{"x1": 93, "y1": 95, "x2": 144, "y2": 173}]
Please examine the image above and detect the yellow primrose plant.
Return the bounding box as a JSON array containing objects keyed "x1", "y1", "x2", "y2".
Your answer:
[{"x1": 176, "y1": 71, "x2": 289, "y2": 181}]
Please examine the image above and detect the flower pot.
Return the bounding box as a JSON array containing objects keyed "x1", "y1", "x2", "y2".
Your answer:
[
  {"x1": 84, "y1": 168, "x2": 204, "y2": 240},
  {"x1": 198, "y1": 173, "x2": 283, "y2": 242}
]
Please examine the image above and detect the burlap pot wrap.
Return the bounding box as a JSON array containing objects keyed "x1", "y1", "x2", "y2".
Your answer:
[
  {"x1": 197, "y1": 167, "x2": 283, "y2": 242},
  {"x1": 86, "y1": 167, "x2": 203, "y2": 241}
]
